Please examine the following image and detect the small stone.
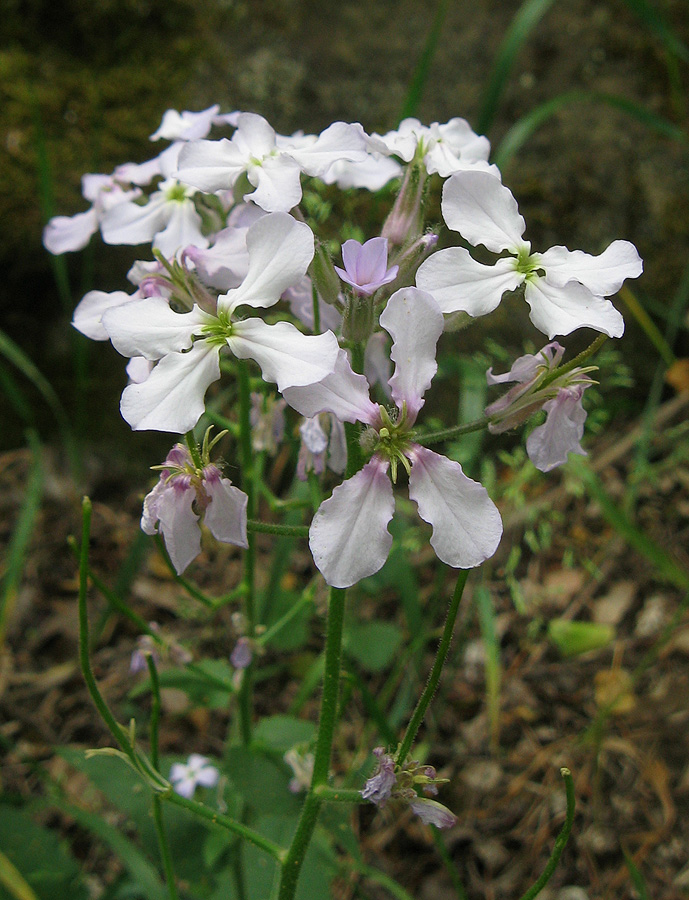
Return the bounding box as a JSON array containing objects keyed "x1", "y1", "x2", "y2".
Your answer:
[{"x1": 592, "y1": 580, "x2": 636, "y2": 626}]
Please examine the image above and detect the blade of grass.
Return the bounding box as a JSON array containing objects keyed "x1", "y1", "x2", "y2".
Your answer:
[
  {"x1": 623, "y1": 850, "x2": 650, "y2": 900},
  {"x1": 569, "y1": 456, "x2": 689, "y2": 590},
  {"x1": 494, "y1": 89, "x2": 686, "y2": 169},
  {"x1": 619, "y1": 286, "x2": 676, "y2": 367},
  {"x1": 0, "y1": 430, "x2": 43, "y2": 646},
  {"x1": 621, "y1": 0, "x2": 689, "y2": 65},
  {"x1": 0, "y1": 850, "x2": 39, "y2": 900},
  {"x1": 0, "y1": 328, "x2": 80, "y2": 476},
  {"x1": 478, "y1": 0, "x2": 557, "y2": 134},
  {"x1": 398, "y1": 0, "x2": 450, "y2": 121}
]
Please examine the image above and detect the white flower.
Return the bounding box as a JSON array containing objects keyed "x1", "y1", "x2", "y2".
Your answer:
[
  {"x1": 176, "y1": 112, "x2": 369, "y2": 213},
  {"x1": 102, "y1": 213, "x2": 339, "y2": 433},
  {"x1": 284, "y1": 288, "x2": 502, "y2": 587},
  {"x1": 149, "y1": 105, "x2": 239, "y2": 142},
  {"x1": 169, "y1": 754, "x2": 220, "y2": 798},
  {"x1": 417, "y1": 170, "x2": 643, "y2": 338},
  {"x1": 376, "y1": 117, "x2": 495, "y2": 177}
]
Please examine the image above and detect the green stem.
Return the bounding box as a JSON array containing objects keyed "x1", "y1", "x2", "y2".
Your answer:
[
  {"x1": 314, "y1": 786, "x2": 364, "y2": 803},
  {"x1": 146, "y1": 656, "x2": 162, "y2": 771},
  {"x1": 257, "y1": 590, "x2": 314, "y2": 647},
  {"x1": 518, "y1": 768, "x2": 575, "y2": 900},
  {"x1": 77, "y1": 497, "x2": 135, "y2": 760},
  {"x1": 539, "y1": 334, "x2": 608, "y2": 390},
  {"x1": 184, "y1": 431, "x2": 203, "y2": 469},
  {"x1": 153, "y1": 797, "x2": 179, "y2": 900},
  {"x1": 237, "y1": 360, "x2": 257, "y2": 746},
  {"x1": 414, "y1": 417, "x2": 489, "y2": 447},
  {"x1": 163, "y1": 791, "x2": 286, "y2": 862},
  {"x1": 277, "y1": 587, "x2": 347, "y2": 900},
  {"x1": 247, "y1": 520, "x2": 309, "y2": 538},
  {"x1": 396, "y1": 570, "x2": 469, "y2": 765}
]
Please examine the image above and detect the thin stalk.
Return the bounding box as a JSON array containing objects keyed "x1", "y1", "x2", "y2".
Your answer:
[
  {"x1": 414, "y1": 417, "x2": 489, "y2": 447},
  {"x1": 247, "y1": 520, "x2": 309, "y2": 538},
  {"x1": 518, "y1": 768, "x2": 575, "y2": 900},
  {"x1": 163, "y1": 791, "x2": 286, "y2": 862},
  {"x1": 539, "y1": 334, "x2": 608, "y2": 390},
  {"x1": 237, "y1": 360, "x2": 257, "y2": 745},
  {"x1": 314, "y1": 786, "x2": 364, "y2": 803},
  {"x1": 77, "y1": 497, "x2": 135, "y2": 759},
  {"x1": 396, "y1": 570, "x2": 469, "y2": 765},
  {"x1": 258, "y1": 590, "x2": 314, "y2": 647},
  {"x1": 146, "y1": 656, "x2": 179, "y2": 900},
  {"x1": 277, "y1": 587, "x2": 347, "y2": 900}
]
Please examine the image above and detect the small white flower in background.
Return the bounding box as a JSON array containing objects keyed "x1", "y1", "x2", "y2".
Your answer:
[
  {"x1": 169, "y1": 754, "x2": 220, "y2": 798},
  {"x1": 296, "y1": 414, "x2": 346, "y2": 481},
  {"x1": 142, "y1": 433, "x2": 248, "y2": 575},
  {"x1": 149, "y1": 105, "x2": 239, "y2": 142},
  {"x1": 230, "y1": 637, "x2": 253, "y2": 670},
  {"x1": 284, "y1": 747, "x2": 314, "y2": 794},
  {"x1": 376, "y1": 116, "x2": 495, "y2": 177},
  {"x1": 417, "y1": 169, "x2": 642, "y2": 338}
]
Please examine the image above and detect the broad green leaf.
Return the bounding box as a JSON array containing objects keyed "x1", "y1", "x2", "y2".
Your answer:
[
  {"x1": 345, "y1": 621, "x2": 403, "y2": 673},
  {"x1": 253, "y1": 715, "x2": 315, "y2": 753}
]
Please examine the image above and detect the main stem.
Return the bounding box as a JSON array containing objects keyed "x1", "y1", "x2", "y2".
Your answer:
[
  {"x1": 396, "y1": 569, "x2": 469, "y2": 765},
  {"x1": 277, "y1": 587, "x2": 347, "y2": 900},
  {"x1": 237, "y1": 360, "x2": 257, "y2": 746}
]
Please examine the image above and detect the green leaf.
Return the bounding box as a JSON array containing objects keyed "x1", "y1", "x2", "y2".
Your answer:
[
  {"x1": 253, "y1": 716, "x2": 316, "y2": 753},
  {"x1": 345, "y1": 621, "x2": 403, "y2": 673},
  {"x1": 225, "y1": 747, "x2": 302, "y2": 817},
  {"x1": 0, "y1": 808, "x2": 86, "y2": 900},
  {"x1": 548, "y1": 619, "x2": 615, "y2": 657}
]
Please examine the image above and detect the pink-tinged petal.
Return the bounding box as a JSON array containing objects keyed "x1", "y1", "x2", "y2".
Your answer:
[
  {"x1": 537, "y1": 239, "x2": 643, "y2": 294},
  {"x1": 380, "y1": 287, "x2": 443, "y2": 423},
  {"x1": 43, "y1": 208, "x2": 99, "y2": 254},
  {"x1": 524, "y1": 278, "x2": 625, "y2": 339},
  {"x1": 526, "y1": 385, "x2": 588, "y2": 472},
  {"x1": 409, "y1": 798, "x2": 457, "y2": 829},
  {"x1": 72, "y1": 289, "x2": 132, "y2": 340},
  {"x1": 416, "y1": 248, "x2": 522, "y2": 317},
  {"x1": 103, "y1": 297, "x2": 207, "y2": 360},
  {"x1": 407, "y1": 446, "x2": 502, "y2": 568},
  {"x1": 245, "y1": 154, "x2": 303, "y2": 212},
  {"x1": 156, "y1": 482, "x2": 201, "y2": 574},
  {"x1": 283, "y1": 349, "x2": 379, "y2": 424},
  {"x1": 441, "y1": 170, "x2": 526, "y2": 253},
  {"x1": 202, "y1": 474, "x2": 249, "y2": 547},
  {"x1": 309, "y1": 456, "x2": 394, "y2": 588},
  {"x1": 336, "y1": 237, "x2": 398, "y2": 295},
  {"x1": 101, "y1": 193, "x2": 171, "y2": 247},
  {"x1": 286, "y1": 122, "x2": 368, "y2": 176},
  {"x1": 120, "y1": 340, "x2": 221, "y2": 432},
  {"x1": 176, "y1": 138, "x2": 246, "y2": 192},
  {"x1": 153, "y1": 199, "x2": 208, "y2": 258},
  {"x1": 486, "y1": 341, "x2": 564, "y2": 385},
  {"x1": 185, "y1": 225, "x2": 250, "y2": 290},
  {"x1": 219, "y1": 213, "x2": 314, "y2": 313},
  {"x1": 228, "y1": 319, "x2": 338, "y2": 391}
]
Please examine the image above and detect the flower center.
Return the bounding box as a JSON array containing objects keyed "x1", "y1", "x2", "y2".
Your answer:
[
  {"x1": 363, "y1": 404, "x2": 415, "y2": 482},
  {"x1": 200, "y1": 309, "x2": 234, "y2": 346}
]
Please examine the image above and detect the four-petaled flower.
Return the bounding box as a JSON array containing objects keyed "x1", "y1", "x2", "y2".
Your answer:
[
  {"x1": 334, "y1": 237, "x2": 399, "y2": 296},
  {"x1": 284, "y1": 287, "x2": 502, "y2": 588},
  {"x1": 169, "y1": 754, "x2": 220, "y2": 798},
  {"x1": 417, "y1": 169, "x2": 642, "y2": 338}
]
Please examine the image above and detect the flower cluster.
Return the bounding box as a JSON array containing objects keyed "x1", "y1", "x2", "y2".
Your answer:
[
  {"x1": 361, "y1": 748, "x2": 457, "y2": 829},
  {"x1": 47, "y1": 105, "x2": 642, "y2": 582}
]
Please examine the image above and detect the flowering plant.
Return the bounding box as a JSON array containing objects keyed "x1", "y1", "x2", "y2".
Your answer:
[{"x1": 49, "y1": 104, "x2": 641, "y2": 899}]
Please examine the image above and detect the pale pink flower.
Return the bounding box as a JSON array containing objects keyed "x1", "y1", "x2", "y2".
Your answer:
[{"x1": 334, "y1": 237, "x2": 399, "y2": 296}]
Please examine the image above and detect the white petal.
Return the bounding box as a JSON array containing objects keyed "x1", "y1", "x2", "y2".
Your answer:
[
  {"x1": 416, "y1": 248, "x2": 522, "y2": 316},
  {"x1": 379, "y1": 288, "x2": 443, "y2": 423},
  {"x1": 286, "y1": 122, "x2": 368, "y2": 176},
  {"x1": 120, "y1": 341, "x2": 221, "y2": 432},
  {"x1": 233, "y1": 112, "x2": 277, "y2": 158},
  {"x1": 407, "y1": 446, "x2": 502, "y2": 568},
  {"x1": 245, "y1": 155, "x2": 303, "y2": 212},
  {"x1": 43, "y1": 208, "x2": 98, "y2": 254},
  {"x1": 176, "y1": 138, "x2": 246, "y2": 192},
  {"x1": 72, "y1": 289, "x2": 132, "y2": 340},
  {"x1": 309, "y1": 457, "x2": 394, "y2": 587},
  {"x1": 537, "y1": 239, "x2": 643, "y2": 294},
  {"x1": 103, "y1": 297, "x2": 207, "y2": 359},
  {"x1": 203, "y1": 477, "x2": 249, "y2": 547},
  {"x1": 228, "y1": 319, "x2": 338, "y2": 391},
  {"x1": 219, "y1": 213, "x2": 314, "y2": 313},
  {"x1": 101, "y1": 194, "x2": 170, "y2": 247},
  {"x1": 524, "y1": 278, "x2": 625, "y2": 338},
  {"x1": 441, "y1": 170, "x2": 526, "y2": 253},
  {"x1": 156, "y1": 484, "x2": 201, "y2": 574},
  {"x1": 153, "y1": 199, "x2": 208, "y2": 258},
  {"x1": 283, "y1": 348, "x2": 378, "y2": 424},
  {"x1": 526, "y1": 386, "x2": 588, "y2": 472}
]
